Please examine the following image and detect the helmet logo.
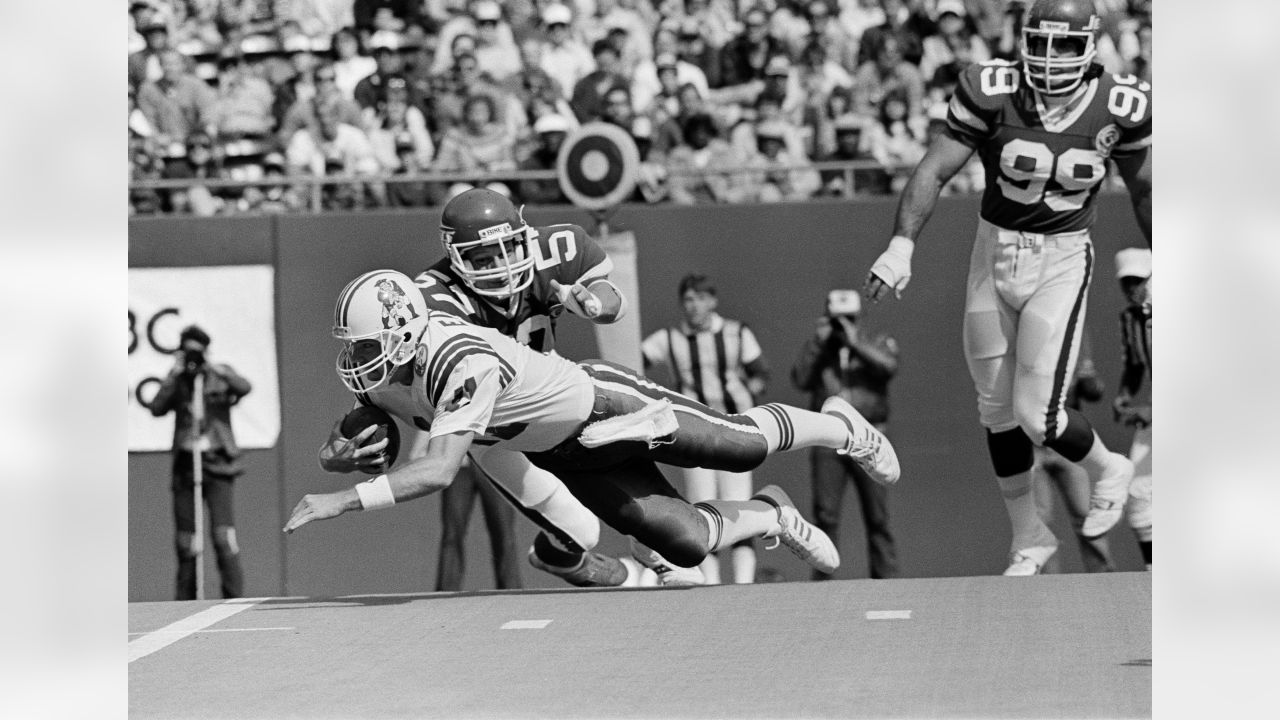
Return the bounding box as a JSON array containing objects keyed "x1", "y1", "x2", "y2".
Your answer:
[
  {"x1": 1037, "y1": 20, "x2": 1070, "y2": 31},
  {"x1": 478, "y1": 223, "x2": 514, "y2": 240},
  {"x1": 374, "y1": 278, "x2": 420, "y2": 329}
]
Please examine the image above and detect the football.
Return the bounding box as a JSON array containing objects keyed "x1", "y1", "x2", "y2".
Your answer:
[{"x1": 339, "y1": 405, "x2": 400, "y2": 473}]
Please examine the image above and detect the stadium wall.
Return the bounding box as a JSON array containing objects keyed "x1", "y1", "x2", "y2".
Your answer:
[{"x1": 128, "y1": 196, "x2": 1149, "y2": 601}]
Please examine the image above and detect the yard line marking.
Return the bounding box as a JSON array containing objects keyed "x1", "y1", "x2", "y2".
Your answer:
[
  {"x1": 865, "y1": 610, "x2": 912, "y2": 620},
  {"x1": 128, "y1": 599, "x2": 262, "y2": 663},
  {"x1": 128, "y1": 627, "x2": 294, "y2": 636},
  {"x1": 501, "y1": 619, "x2": 553, "y2": 630}
]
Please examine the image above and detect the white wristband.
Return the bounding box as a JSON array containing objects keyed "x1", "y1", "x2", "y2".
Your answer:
[
  {"x1": 355, "y1": 474, "x2": 396, "y2": 511},
  {"x1": 887, "y1": 235, "x2": 916, "y2": 261}
]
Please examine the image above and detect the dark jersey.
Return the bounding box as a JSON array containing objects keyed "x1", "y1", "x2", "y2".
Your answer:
[
  {"x1": 946, "y1": 60, "x2": 1152, "y2": 234},
  {"x1": 413, "y1": 223, "x2": 612, "y2": 353}
]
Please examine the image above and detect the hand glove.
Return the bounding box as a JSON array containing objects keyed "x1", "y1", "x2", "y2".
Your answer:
[
  {"x1": 866, "y1": 236, "x2": 915, "y2": 300},
  {"x1": 550, "y1": 279, "x2": 603, "y2": 318}
]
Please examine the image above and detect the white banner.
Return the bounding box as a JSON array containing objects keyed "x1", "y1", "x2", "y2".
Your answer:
[{"x1": 128, "y1": 266, "x2": 281, "y2": 452}]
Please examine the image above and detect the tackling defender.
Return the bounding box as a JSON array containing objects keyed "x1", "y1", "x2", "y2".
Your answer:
[
  {"x1": 321, "y1": 188, "x2": 640, "y2": 587},
  {"x1": 862, "y1": 0, "x2": 1151, "y2": 575},
  {"x1": 286, "y1": 269, "x2": 902, "y2": 578}
]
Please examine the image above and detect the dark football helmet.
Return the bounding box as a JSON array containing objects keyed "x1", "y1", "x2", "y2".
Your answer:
[
  {"x1": 439, "y1": 188, "x2": 535, "y2": 298},
  {"x1": 1019, "y1": 0, "x2": 1101, "y2": 96}
]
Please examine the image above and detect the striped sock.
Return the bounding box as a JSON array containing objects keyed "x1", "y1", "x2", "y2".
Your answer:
[
  {"x1": 744, "y1": 404, "x2": 847, "y2": 454},
  {"x1": 694, "y1": 502, "x2": 725, "y2": 549}
]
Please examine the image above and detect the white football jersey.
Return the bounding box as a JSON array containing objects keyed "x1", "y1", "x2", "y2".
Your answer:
[{"x1": 365, "y1": 313, "x2": 594, "y2": 453}]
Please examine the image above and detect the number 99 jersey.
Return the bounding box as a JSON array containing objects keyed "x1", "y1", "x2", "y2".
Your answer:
[
  {"x1": 413, "y1": 223, "x2": 613, "y2": 351},
  {"x1": 946, "y1": 60, "x2": 1152, "y2": 234}
]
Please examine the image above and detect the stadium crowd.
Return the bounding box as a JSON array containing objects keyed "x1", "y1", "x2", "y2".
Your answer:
[{"x1": 127, "y1": 0, "x2": 1151, "y2": 215}]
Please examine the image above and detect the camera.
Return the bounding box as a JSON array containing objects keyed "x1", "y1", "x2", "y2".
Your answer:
[{"x1": 182, "y1": 347, "x2": 207, "y2": 373}]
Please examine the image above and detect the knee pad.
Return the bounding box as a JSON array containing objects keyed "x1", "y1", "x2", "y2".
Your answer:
[
  {"x1": 212, "y1": 526, "x2": 239, "y2": 555},
  {"x1": 986, "y1": 427, "x2": 1034, "y2": 478},
  {"x1": 623, "y1": 498, "x2": 709, "y2": 568}
]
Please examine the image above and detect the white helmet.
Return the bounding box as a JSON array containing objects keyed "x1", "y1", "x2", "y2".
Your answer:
[{"x1": 332, "y1": 269, "x2": 427, "y2": 392}]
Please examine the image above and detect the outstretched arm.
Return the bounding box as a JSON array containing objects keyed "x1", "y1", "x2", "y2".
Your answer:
[
  {"x1": 1114, "y1": 147, "x2": 1152, "y2": 247},
  {"x1": 285, "y1": 431, "x2": 474, "y2": 533},
  {"x1": 864, "y1": 132, "x2": 975, "y2": 302}
]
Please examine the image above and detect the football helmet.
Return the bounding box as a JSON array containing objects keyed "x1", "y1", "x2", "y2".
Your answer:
[
  {"x1": 439, "y1": 188, "x2": 536, "y2": 298},
  {"x1": 332, "y1": 269, "x2": 427, "y2": 392},
  {"x1": 1019, "y1": 0, "x2": 1101, "y2": 96}
]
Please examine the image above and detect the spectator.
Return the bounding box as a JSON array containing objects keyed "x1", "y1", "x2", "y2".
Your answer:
[
  {"x1": 285, "y1": 95, "x2": 385, "y2": 206},
  {"x1": 856, "y1": 0, "x2": 930, "y2": 67},
  {"x1": 598, "y1": 84, "x2": 681, "y2": 200},
  {"x1": 797, "y1": 39, "x2": 854, "y2": 105},
  {"x1": 516, "y1": 112, "x2": 574, "y2": 205},
  {"x1": 469, "y1": 0, "x2": 523, "y2": 83},
  {"x1": 538, "y1": 3, "x2": 596, "y2": 102},
  {"x1": 838, "y1": 0, "x2": 887, "y2": 47},
  {"x1": 731, "y1": 90, "x2": 808, "y2": 163},
  {"x1": 863, "y1": 87, "x2": 926, "y2": 193},
  {"x1": 579, "y1": 0, "x2": 654, "y2": 72},
  {"x1": 666, "y1": 112, "x2": 759, "y2": 204},
  {"x1": 638, "y1": 53, "x2": 683, "y2": 124},
  {"x1": 432, "y1": 93, "x2": 519, "y2": 200},
  {"x1": 161, "y1": 131, "x2": 227, "y2": 216},
  {"x1": 816, "y1": 114, "x2": 891, "y2": 196},
  {"x1": 1031, "y1": 334, "x2": 1117, "y2": 574},
  {"x1": 759, "y1": 54, "x2": 808, "y2": 126},
  {"x1": 805, "y1": 0, "x2": 860, "y2": 73},
  {"x1": 919, "y1": 0, "x2": 991, "y2": 82},
  {"x1": 254, "y1": 152, "x2": 307, "y2": 213},
  {"x1": 129, "y1": 135, "x2": 166, "y2": 215},
  {"x1": 368, "y1": 77, "x2": 436, "y2": 173},
  {"x1": 675, "y1": 19, "x2": 721, "y2": 89},
  {"x1": 641, "y1": 273, "x2": 771, "y2": 584},
  {"x1": 286, "y1": 0, "x2": 356, "y2": 40},
  {"x1": 682, "y1": 0, "x2": 741, "y2": 51},
  {"x1": 508, "y1": 40, "x2": 579, "y2": 130},
  {"x1": 129, "y1": 19, "x2": 170, "y2": 90},
  {"x1": 717, "y1": 5, "x2": 784, "y2": 89},
  {"x1": 272, "y1": 34, "x2": 328, "y2": 129},
  {"x1": 791, "y1": 289, "x2": 900, "y2": 579},
  {"x1": 354, "y1": 31, "x2": 420, "y2": 115},
  {"x1": 632, "y1": 25, "x2": 710, "y2": 115},
  {"x1": 211, "y1": 50, "x2": 277, "y2": 139},
  {"x1": 450, "y1": 51, "x2": 532, "y2": 142},
  {"x1": 136, "y1": 50, "x2": 218, "y2": 149},
  {"x1": 1113, "y1": 248, "x2": 1152, "y2": 570},
  {"x1": 353, "y1": 0, "x2": 421, "y2": 36},
  {"x1": 147, "y1": 324, "x2": 253, "y2": 600},
  {"x1": 330, "y1": 26, "x2": 378, "y2": 101},
  {"x1": 277, "y1": 62, "x2": 364, "y2": 149},
  {"x1": 752, "y1": 120, "x2": 821, "y2": 202},
  {"x1": 571, "y1": 40, "x2": 629, "y2": 123},
  {"x1": 852, "y1": 33, "x2": 926, "y2": 130},
  {"x1": 769, "y1": 0, "x2": 816, "y2": 57}
]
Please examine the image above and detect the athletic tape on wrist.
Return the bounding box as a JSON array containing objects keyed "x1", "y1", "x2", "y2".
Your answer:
[
  {"x1": 888, "y1": 235, "x2": 915, "y2": 260},
  {"x1": 355, "y1": 474, "x2": 396, "y2": 510}
]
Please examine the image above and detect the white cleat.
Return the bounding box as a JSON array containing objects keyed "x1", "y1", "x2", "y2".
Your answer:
[
  {"x1": 753, "y1": 485, "x2": 840, "y2": 574},
  {"x1": 822, "y1": 396, "x2": 900, "y2": 485},
  {"x1": 1003, "y1": 545, "x2": 1058, "y2": 576},
  {"x1": 629, "y1": 539, "x2": 706, "y2": 587},
  {"x1": 1082, "y1": 453, "x2": 1135, "y2": 538}
]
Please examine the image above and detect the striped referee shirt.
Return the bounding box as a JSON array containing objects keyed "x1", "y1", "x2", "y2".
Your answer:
[
  {"x1": 1118, "y1": 302, "x2": 1152, "y2": 394},
  {"x1": 641, "y1": 313, "x2": 767, "y2": 414}
]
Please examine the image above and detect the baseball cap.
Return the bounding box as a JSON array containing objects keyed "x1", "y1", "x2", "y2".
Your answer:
[
  {"x1": 764, "y1": 55, "x2": 791, "y2": 77},
  {"x1": 542, "y1": 3, "x2": 573, "y2": 26},
  {"x1": 1114, "y1": 248, "x2": 1152, "y2": 279},
  {"x1": 935, "y1": 0, "x2": 967, "y2": 18},
  {"x1": 472, "y1": 0, "x2": 501, "y2": 22},
  {"x1": 755, "y1": 120, "x2": 788, "y2": 141},
  {"x1": 827, "y1": 289, "x2": 862, "y2": 316},
  {"x1": 368, "y1": 30, "x2": 403, "y2": 52},
  {"x1": 534, "y1": 113, "x2": 573, "y2": 134}
]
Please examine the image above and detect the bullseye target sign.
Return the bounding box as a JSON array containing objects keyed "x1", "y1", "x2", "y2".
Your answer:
[{"x1": 556, "y1": 122, "x2": 639, "y2": 210}]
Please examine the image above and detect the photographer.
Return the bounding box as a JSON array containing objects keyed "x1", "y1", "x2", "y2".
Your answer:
[
  {"x1": 148, "y1": 324, "x2": 253, "y2": 600},
  {"x1": 791, "y1": 290, "x2": 900, "y2": 579}
]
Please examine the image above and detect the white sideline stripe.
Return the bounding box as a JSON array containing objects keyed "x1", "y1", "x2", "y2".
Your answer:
[
  {"x1": 127, "y1": 627, "x2": 294, "y2": 636},
  {"x1": 501, "y1": 619, "x2": 552, "y2": 630},
  {"x1": 129, "y1": 600, "x2": 262, "y2": 663},
  {"x1": 865, "y1": 610, "x2": 912, "y2": 620}
]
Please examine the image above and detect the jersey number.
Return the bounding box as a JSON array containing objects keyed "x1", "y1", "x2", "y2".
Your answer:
[
  {"x1": 531, "y1": 230, "x2": 578, "y2": 271},
  {"x1": 1108, "y1": 75, "x2": 1150, "y2": 123},
  {"x1": 979, "y1": 64, "x2": 1019, "y2": 96},
  {"x1": 995, "y1": 139, "x2": 1105, "y2": 211}
]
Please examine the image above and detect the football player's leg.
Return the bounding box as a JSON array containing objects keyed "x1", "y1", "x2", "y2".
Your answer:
[
  {"x1": 473, "y1": 471, "x2": 522, "y2": 589},
  {"x1": 435, "y1": 470, "x2": 476, "y2": 591},
  {"x1": 683, "y1": 466, "x2": 721, "y2": 584},
  {"x1": 1014, "y1": 259, "x2": 1133, "y2": 538},
  {"x1": 966, "y1": 284, "x2": 1058, "y2": 573},
  {"x1": 1046, "y1": 451, "x2": 1116, "y2": 572},
  {"x1": 719, "y1": 470, "x2": 757, "y2": 584},
  {"x1": 469, "y1": 446, "x2": 636, "y2": 588},
  {"x1": 204, "y1": 477, "x2": 244, "y2": 599}
]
